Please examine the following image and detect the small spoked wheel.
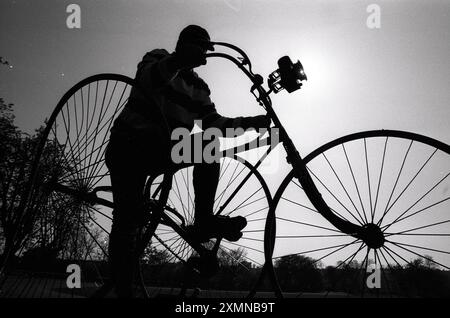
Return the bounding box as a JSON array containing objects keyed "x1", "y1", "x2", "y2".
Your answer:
[
  {"x1": 266, "y1": 130, "x2": 450, "y2": 298},
  {"x1": 141, "y1": 156, "x2": 272, "y2": 298},
  {"x1": 0, "y1": 74, "x2": 140, "y2": 298}
]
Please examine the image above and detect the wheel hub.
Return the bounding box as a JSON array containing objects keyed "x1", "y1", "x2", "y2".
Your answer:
[{"x1": 360, "y1": 223, "x2": 385, "y2": 249}]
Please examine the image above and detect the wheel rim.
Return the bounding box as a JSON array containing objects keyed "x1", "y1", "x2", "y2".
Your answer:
[
  {"x1": 143, "y1": 156, "x2": 273, "y2": 298},
  {"x1": 267, "y1": 130, "x2": 450, "y2": 297},
  {"x1": 0, "y1": 74, "x2": 135, "y2": 298}
]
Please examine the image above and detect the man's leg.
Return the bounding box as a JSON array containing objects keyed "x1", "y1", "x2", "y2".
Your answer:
[
  {"x1": 191, "y1": 134, "x2": 221, "y2": 222},
  {"x1": 193, "y1": 162, "x2": 220, "y2": 222},
  {"x1": 106, "y1": 141, "x2": 148, "y2": 298},
  {"x1": 190, "y1": 133, "x2": 247, "y2": 239},
  {"x1": 108, "y1": 169, "x2": 147, "y2": 298},
  {"x1": 192, "y1": 161, "x2": 247, "y2": 240}
]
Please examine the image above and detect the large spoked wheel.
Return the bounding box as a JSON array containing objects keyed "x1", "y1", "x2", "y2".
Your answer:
[
  {"x1": 0, "y1": 74, "x2": 140, "y2": 298},
  {"x1": 141, "y1": 155, "x2": 273, "y2": 298},
  {"x1": 266, "y1": 130, "x2": 450, "y2": 298}
]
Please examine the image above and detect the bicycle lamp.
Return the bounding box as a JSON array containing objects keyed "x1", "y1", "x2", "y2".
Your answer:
[{"x1": 268, "y1": 56, "x2": 307, "y2": 93}]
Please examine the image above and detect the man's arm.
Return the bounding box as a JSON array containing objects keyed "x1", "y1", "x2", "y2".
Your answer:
[{"x1": 202, "y1": 106, "x2": 270, "y2": 135}]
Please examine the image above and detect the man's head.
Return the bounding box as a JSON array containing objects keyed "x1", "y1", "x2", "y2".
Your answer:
[{"x1": 176, "y1": 25, "x2": 214, "y2": 52}]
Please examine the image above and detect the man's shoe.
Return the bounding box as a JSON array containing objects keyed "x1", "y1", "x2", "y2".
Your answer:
[{"x1": 186, "y1": 215, "x2": 247, "y2": 243}]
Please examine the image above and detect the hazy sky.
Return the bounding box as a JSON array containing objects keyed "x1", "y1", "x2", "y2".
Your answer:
[{"x1": 1, "y1": 0, "x2": 449, "y2": 160}]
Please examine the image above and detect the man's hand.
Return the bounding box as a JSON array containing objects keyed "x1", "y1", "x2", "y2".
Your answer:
[
  {"x1": 241, "y1": 115, "x2": 271, "y2": 130},
  {"x1": 173, "y1": 43, "x2": 207, "y2": 70}
]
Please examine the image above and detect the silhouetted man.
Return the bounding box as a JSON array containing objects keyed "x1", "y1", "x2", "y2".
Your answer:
[{"x1": 105, "y1": 25, "x2": 269, "y2": 297}]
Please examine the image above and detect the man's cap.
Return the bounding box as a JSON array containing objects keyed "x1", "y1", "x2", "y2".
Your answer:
[{"x1": 178, "y1": 25, "x2": 214, "y2": 51}]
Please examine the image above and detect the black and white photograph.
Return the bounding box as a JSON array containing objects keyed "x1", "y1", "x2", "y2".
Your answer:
[{"x1": 0, "y1": 0, "x2": 449, "y2": 310}]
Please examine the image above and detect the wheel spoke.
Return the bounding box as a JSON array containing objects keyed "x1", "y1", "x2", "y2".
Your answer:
[
  {"x1": 387, "y1": 239, "x2": 450, "y2": 256},
  {"x1": 86, "y1": 99, "x2": 127, "y2": 182},
  {"x1": 319, "y1": 153, "x2": 363, "y2": 224},
  {"x1": 276, "y1": 234, "x2": 349, "y2": 239},
  {"x1": 342, "y1": 143, "x2": 368, "y2": 224},
  {"x1": 243, "y1": 206, "x2": 268, "y2": 219},
  {"x1": 380, "y1": 147, "x2": 438, "y2": 224},
  {"x1": 281, "y1": 194, "x2": 351, "y2": 225},
  {"x1": 89, "y1": 205, "x2": 113, "y2": 221},
  {"x1": 382, "y1": 173, "x2": 450, "y2": 231},
  {"x1": 219, "y1": 244, "x2": 263, "y2": 267},
  {"x1": 386, "y1": 240, "x2": 450, "y2": 270},
  {"x1": 384, "y1": 196, "x2": 450, "y2": 232},
  {"x1": 364, "y1": 139, "x2": 375, "y2": 222},
  {"x1": 335, "y1": 242, "x2": 365, "y2": 269},
  {"x1": 224, "y1": 240, "x2": 264, "y2": 255},
  {"x1": 273, "y1": 240, "x2": 360, "y2": 260},
  {"x1": 60, "y1": 103, "x2": 84, "y2": 186},
  {"x1": 217, "y1": 163, "x2": 261, "y2": 217},
  {"x1": 276, "y1": 216, "x2": 343, "y2": 233},
  {"x1": 72, "y1": 83, "x2": 127, "y2": 161},
  {"x1": 312, "y1": 238, "x2": 361, "y2": 265},
  {"x1": 214, "y1": 159, "x2": 243, "y2": 212},
  {"x1": 281, "y1": 196, "x2": 317, "y2": 213},
  {"x1": 386, "y1": 233, "x2": 450, "y2": 237},
  {"x1": 180, "y1": 168, "x2": 194, "y2": 221},
  {"x1": 383, "y1": 244, "x2": 415, "y2": 267},
  {"x1": 383, "y1": 219, "x2": 450, "y2": 235},
  {"x1": 213, "y1": 158, "x2": 235, "y2": 205},
  {"x1": 240, "y1": 237, "x2": 264, "y2": 242},
  {"x1": 376, "y1": 140, "x2": 413, "y2": 226},
  {"x1": 85, "y1": 80, "x2": 110, "y2": 184},
  {"x1": 172, "y1": 174, "x2": 189, "y2": 224},
  {"x1": 309, "y1": 167, "x2": 362, "y2": 225},
  {"x1": 225, "y1": 188, "x2": 263, "y2": 216},
  {"x1": 372, "y1": 137, "x2": 388, "y2": 222}
]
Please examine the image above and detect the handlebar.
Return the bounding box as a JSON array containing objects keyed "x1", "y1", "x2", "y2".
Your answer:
[
  {"x1": 204, "y1": 41, "x2": 307, "y2": 144},
  {"x1": 205, "y1": 41, "x2": 307, "y2": 100},
  {"x1": 204, "y1": 41, "x2": 294, "y2": 142},
  {"x1": 206, "y1": 42, "x2": 269, "y2": 108}
]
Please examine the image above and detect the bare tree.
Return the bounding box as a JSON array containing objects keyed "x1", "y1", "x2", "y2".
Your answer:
[
  {"x1": 142, "y1": 245, "x2": 171, "y2": 265},
  {"x1": 218, "y1": 247, "x2": 248, "y2": 268},
  {"x1": 0, "y1": 99, "x2": 89, "y2": 268},
  {"x1": 423, "y1": 255, "x2": 439, "y2": 270}
]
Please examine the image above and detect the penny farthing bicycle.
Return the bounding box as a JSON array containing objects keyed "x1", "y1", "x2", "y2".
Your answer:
[{"x1": 1, "y1": 41, "x2": 449, "y2": 298}]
